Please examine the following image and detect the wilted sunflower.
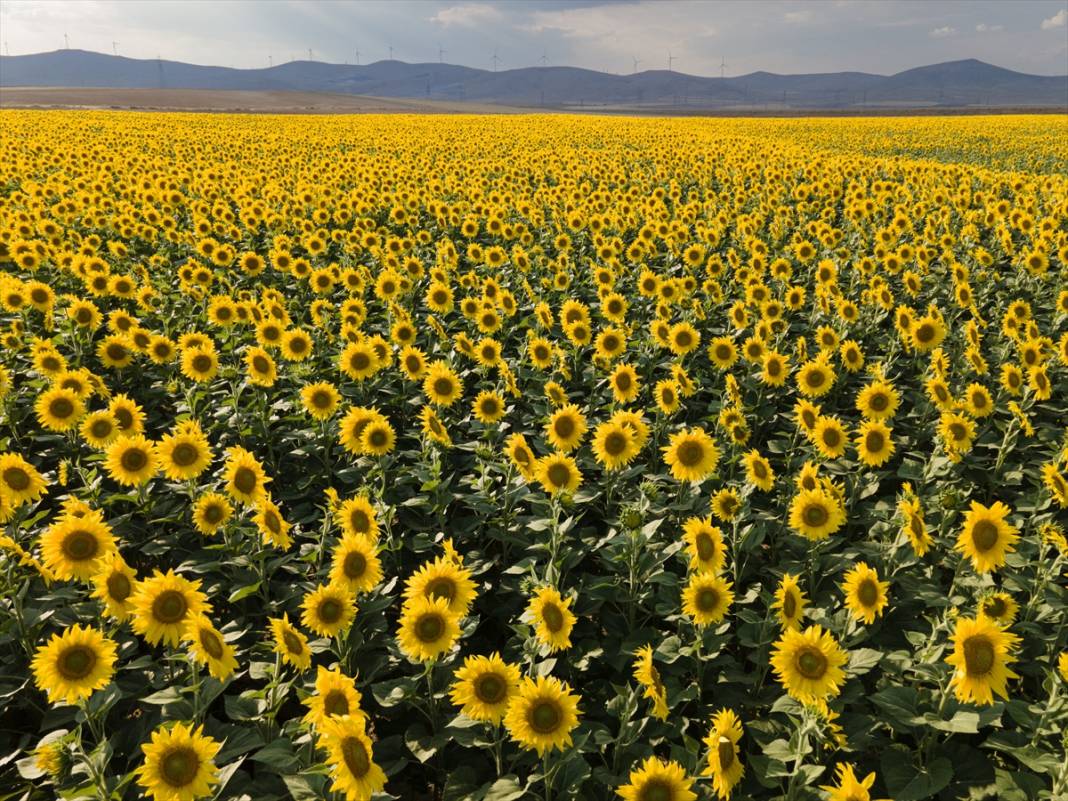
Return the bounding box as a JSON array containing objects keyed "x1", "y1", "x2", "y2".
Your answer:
[
  {"x1": 662, "y1": 427, "x2": 719, "y2": 482},
  {"x1": 946, "y1": 615, "x2": 1020, "y2": 705},
  {"x1": 682, "y1": 516, "x2": 726, "y2": 575},
  {"x1": 331, "y1": 533, "x2": 383, "y2": 594},
  {"x1": 303, "y1": 665, "x2": 366, "y2": 729},
  {"x1": 527, "y1": 586, "x2": 577, "y2": 652},
  {"x1": 632, "y1": 645, "x2": 669, "y2": 720},
  {"x1": 504, "y1": 675, "x2": 582, "y2": 755},
  {"x1": 841, "y1": 562, "x2": 889, "y2": 624},
  {"x1": 702, "y1": 708, "x2": 744, "y2": 800},
  {"x1": 955, "y1": 500, "x2": 1019, "y2": 573},
  {"x1": 618, "y1": 757, "x2": 696, "y2": 801},
  {"x1": 318, "y1": 714, "x2": 387, "y2": 801},
  {"x1": 131, "y1": 569, "x2": 210, "y2": 647},
  {"x1": 40, "y1": 508, "x2": 116, "y2": 581},
  {"x1": 136, "y1": 722, "x2": 220, "y2": 801},
  {"x1": 32, "y1": 624, "x2": 117, "y2": 705},
  {"x1": 682, "y1": 573, "x2": 734, "y2": 626},
  {"x1": 535, "y1": 452, "x2": 583, "y2": 495},
  {"x1": 772, "y1": 573, "x2": 806, "y2": 630},
  {"x1": 397, "y1": 595, "x2": 461, "y2": 662},
  {"x1": 301, "y1": 582, "x2": 356, "y2": 637},
  {"x1": 183, "y1": 616, "x2": 238, "y2": 680},
  {"x1": 104, "y1": 434, "x2": 158, "y2": 486},
  {"x1": 788, "y1": 488, "x2": 845, "y2": 540},
  {"x1": 449, "y1": 652, "x2": 521, "y2": 724},
  {"x1": 770, "y1": 625, "x2": 848, "y2": 703}
]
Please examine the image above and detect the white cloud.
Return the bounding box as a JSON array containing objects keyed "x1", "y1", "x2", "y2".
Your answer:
[
  {"x1": 929, "y1": 26, "x2": 956, "y2": 38},
  {"x1": 428, "y1": 4, "x2": 501, "y2": 29},
  {"x1": 783, "y1": 10, "x2": 812, "y2": 24},
  {"x1": 975, "y1": 23, "x2": 1003, "y2": 33},
  {"x1": 1041, "y1": 8, "x2": 1066, "y2": 29}
]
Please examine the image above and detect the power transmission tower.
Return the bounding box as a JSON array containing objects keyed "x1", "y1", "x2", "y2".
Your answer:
[
  {"x1": 491, "y1": 48, "x2": 500, "y2": 71},
  {"x1": 668, "y1": 51, "x2": 676, "y2": 72},
  {"x1": 632, "y1": 56, "x2": 640, "y2": 74},
  {"x1": 540, "y1": 51, "x2": 547, "y2": 67}
]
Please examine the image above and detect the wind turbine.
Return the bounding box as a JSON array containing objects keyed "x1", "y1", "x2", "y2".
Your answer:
[
  {"x1": 632, "y1": 56, "x2": 641, "y2": 74},
  {"x1": 307, "y1": 48, "x2": 313, "y2": 61},
  {"x1": 388, "y1": 44, "x2": 394, "y2": 61},
  {"x1": 720, "y1": 56, "x2": 727, "y2": 79},
  {"x1": 112, "y1": 41, "x2": 119, "y2": 56},
  {"x1": 668, "y1": 50, "x2": 676, "y2": 72},
  {"x1": 64, "y1": 33, "x2": 69, "y2": 49},
  {"x1": 540, "y1": 50, "x2": 547, "y2": 67},
  {"x1": 268, "y1": 54, "x2": 273, "y2": 67},
  {"x1": 355, "y1": 48, "x2": 360, "y2": 65}
]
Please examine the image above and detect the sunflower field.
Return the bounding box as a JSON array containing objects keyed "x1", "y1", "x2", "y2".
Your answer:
[{"x1": 1, "y1": 110, "x2": 1067, "y2": 801}]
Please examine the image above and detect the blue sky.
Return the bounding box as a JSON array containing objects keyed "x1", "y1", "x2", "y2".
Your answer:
[{"x1": 2, "y1": 1, "x2": 1066, "y2": 76}]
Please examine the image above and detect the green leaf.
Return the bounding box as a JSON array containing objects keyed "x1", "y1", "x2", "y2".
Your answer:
[
  {"x1": 481, "y1": 776, "x2": 526, "y2": 801},
  {"x1": 881, "y1": 754, "x2": 953, "y2": 801}
]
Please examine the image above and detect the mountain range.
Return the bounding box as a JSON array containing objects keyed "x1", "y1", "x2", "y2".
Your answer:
[{"x1": 2, "y1": 49, "x2": 1066, "y2": 109}]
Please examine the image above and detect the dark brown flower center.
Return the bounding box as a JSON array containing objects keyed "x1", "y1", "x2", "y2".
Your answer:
[
  {"x1": 962, "y1": 635, "x2": 995, "y2": 676},
  {"x1": 856, "y1": 578, "x2": 879, "y2": 608},
  {"x1": 340, "y1": 736, "x2": 370, "y2": 778},
  {"x1": 58, "y1": 645, "x2": 97, "y2": 680},
  {"x1": 152, "y1": 590, "x2": 188, "y2": 624},
  {"x1": 475, "y1": 673, "x2": 507, "y2": 704},
  {"x1": 62, "y1": 529, "x2": 98, "y2": 561},
  {"x1": 415, "y1": 613, "x2": 445, "y2": 643},
  {"x1": 528, "y1": 699, "x2": 562, "y2": 734},
  {"x1": 972, "y1": 520, "x2": 999, "y2": 552},
  {"x1": 199, "y1": 627, "x2": 224, "y2": 659},
  {"x1": 161, "y1": 746, "x2": 200, "y2": 788},
  {"x1": 796, "y1": 646, "x2": 827, "y2": 679},
  {"x1": 120, "y1": 448, "x2": 148, "y2": 473}
]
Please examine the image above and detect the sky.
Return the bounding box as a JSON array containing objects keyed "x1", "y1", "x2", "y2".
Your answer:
[{"x1": 1, "y1": 0, "x2": 1066, "y2": 76}]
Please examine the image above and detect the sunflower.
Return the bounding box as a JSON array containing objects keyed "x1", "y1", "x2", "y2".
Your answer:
[
  {"x1": 654, "y1": 379, "x2": 682, "y2": 414},
  {"x1": 505, "y1": 433, "x2": 537, "y2": 480},
  {"x1": 473, "y1": 390, "x2": 506, "y2": 424},
  {"x1": 337, "y1": 495, "x2": 379, "y2": 541},
  {"x1": 897, "y1": 495, "x2": 931, "y2": 556},
  {"x1": 945, "y1": 615, "x2": 1020, "y2": 705},
  {"x1": 682, "y1": 516, "x2": 726, "y2": 575},
  {"x1": 404, "y1": 555, "x2": 478, "y2": 615},
  {"x1": 157, "y1": 425, "x2": 213, "y2": 481},
  {"x1": 743, "y1": 450, "x2": 775, "y2": 491},
  {"x1": 183, "y1": 616, "x2": 238, "y2": 680},
  {"x1": 40, "y1": 509, "x2": 116, "y2": 581},
  {"x1": 419, "y1": 405, "x2": 452, "y2": 447},
  {"x1": 191, "y1": 493, "x2": 232, "y2": 536},
  {"x1": 527, "y1": 586, "x2": 577, "y2": 652},
  {"x1": 856, "y1": 380, "x2": 899, "y2": 421},
  {"x1": 301, "y1": 382, "x2": 341, "y2": 420},
  {"x1": 841, "y1": 563, "x2": 889, "y2": 624},
  {"x1": 820, "y1": 764, "x2": 878, "y2": 801},
  {"x1": 956, "y1": 500, "x2": 1019, "y2": 573},
  {"x1": 35, "y1": 386, "x2": 85, "y2": 432},
  {"x1": 331, "y1": 533, "x2": 383, "y2": 594},
  {"x1": 109, "y1": 393, "x2": 145, "y2": 435},
  {"x1": 449, "y1": 652, "x2": 522, "y2": 724},
  {"x1": 528, "y1": 336, "x2": 555, "y2": 369},
  {"x1": 711, "y1": 488, "x2": 742, "y2": 522},
  {"x1": 504, "y1": 675, "x2": 582, "y2": 755},
  {"x1": 855, "y1": 421, "x2": 895, "y2": 468},
  {"x1": 662, "y1": 427, "x2": 719, "y2": 483},
  {"x1": 32, "y1": 624, "x2": 117, "y2": 705},
  {"x1": 338, "y1": 407, "x2": 380, "y2": 455},
  {"x1": 423, "y1": 361, "x2": 463, "y2": 407},
  {"x1": 91, "y1": 552, "x2": 137, "y2": 622},
  {"x1": 618, "y1": 757, "x2": 696, "y2": 801},
  {"x1": 318, "y1": 715, "x2": 387, "y2": 801},
  {"x1": 397, "y1": 595, "x2": 461, "y2": 662},
  {"x1": 788, "y1": 488, "x2": 845, "y2": 540},
  {"x1": 702, "y1": 708, "x2": 744, "y2": 800},
  {"x1": 910, "y1": 314, "x2": 946, "y2": 352},
  {"x1": 245, "y1": 346, "x2": 277, "y2": 387},
  {"x1": 980, "y1": 591, "x2": 1019, "y2": 626},
  {"x1": 772, "y1": 573, "x2": 806, "y2": 630},
  {"x1": 592, "y1": 421, "x2": 637, "y2": 470},
  {"x1": 708, "y1": 337, "x2": 738, "y2": 369},
  {"x1": 360, "y1": 419, "x2": 396, "y2": 456},
  {"x1": 961, "y1": 382, "x2": 993, "y2": 418},
  {"x1": 535, "y1": 452, "x2": 583, "y2": 495},
  {"x1": 136, "y1": 722, "x2": 220, "y2": 801},
  {"x1": 682, "y1": 573, "x2": 734, "y2": 626},
  {"x1": 398, "y1": 345, "x2": 428, "y2": 380},
  {"x1": 795, "y1": 359, "x2": 835, "y2": 398},
  {"x1": 668, "y1": 322, "x2": 700, "y2": 355},
  {"x1": 223, "y1": 446, "x2": 270, "y2": 505},
  {"x1": 761, "y1": 350, "x2": 789, "y2": 386},
  {"x1": 80, "y1": 410, "x2": 120, "y2": 449},
  {"x1": 770, "y1": 625, "x2": 848, "y2": 703},
  {"x1": 303, "y1": 666, "x2": 366, "y2": 729},
  {"x1": 609, "y1": 363, "x2": 640, "y2": 403},
  {"x1": 546, "y1": 404, "x2": 587, "y2": 452},
  {"x1": 938, "y1": 412, "x2": 976, "y2": 454},
  {"x1": 298, "y1": 582, "x2": 356, "y2": 637},
  {"x1": 813, "y1": 416, "x2": 848, "y2": 459},
  {"x1": 104, "y1": 435, "x2": 158, "y2": 486},
  {"x1": 180, "y1": 346, "x2": 218, "y2": 383},
  {"x1": 338, "y1": 341, "x2": 379, "y2": 381},
  {"x1": 280, "y1": 329, "x2": 313, "y2": 361},
  {"x1": 251, "y1": 496, "x2": 291, "y2": 549},
  {"x1": 632, "y1": 645, "x2": 669, "y2": 720},
  {"x1": 269, "y1": 613, "x2": 312, "y2": 670},
  {"x1": 131, "y1": 570, "x2": 210, "y2": 647}
]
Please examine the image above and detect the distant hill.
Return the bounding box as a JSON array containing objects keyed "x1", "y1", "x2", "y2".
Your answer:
[{"x1": 1, "y1": 50, "x2": 1065, "y2": 109}]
